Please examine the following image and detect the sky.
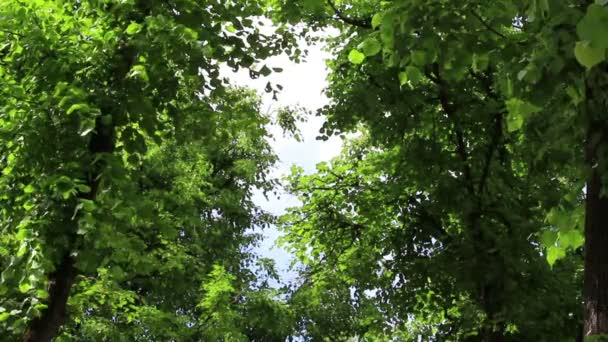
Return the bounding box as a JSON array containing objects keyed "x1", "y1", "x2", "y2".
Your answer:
[{"x1": 222, "y1": 35, "x2": 343, "y2": 283}]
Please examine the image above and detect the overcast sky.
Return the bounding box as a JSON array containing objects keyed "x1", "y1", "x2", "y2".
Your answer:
[{"x1": 223, "y1": 35, "x2": 342, "y2": 283}]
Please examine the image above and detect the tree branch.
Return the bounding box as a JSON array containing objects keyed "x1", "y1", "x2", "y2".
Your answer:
[
  {"x1": 432, "y1": 63, "x2": 475, "y2": 195},
  {"x1": 478, "y1": 111, "x2": 504, "y2": 195},
  {"x1": 326, "y1": 0, "x2": 372, "y2": 29},
  {"x1": 470, "y1": 11, "x2": 507, "y2": 39}
]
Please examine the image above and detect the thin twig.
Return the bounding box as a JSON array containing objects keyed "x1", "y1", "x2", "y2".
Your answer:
[{"x1": 470, "y1": 11, "x2": 507, "y2": 39}]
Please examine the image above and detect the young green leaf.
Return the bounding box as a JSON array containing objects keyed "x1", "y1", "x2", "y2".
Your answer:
[
  {"x1": 547, "y1": 246, "x2": 566, "y2": 267},
  {"x1": 348, "y1": 49, "x2": 366, "y2": 64},
  {"x1": 560, "y1": 229, "x2": 584, "y2": 249},
  {"x1": 405, "y1": 66, "x2": 423, "y2": 85},
  {"x1": 357, "y1": 38, "x2": 382, "y2": 57},
  {"x1": 125, "y1": 22, "x2": 143, "y2": 35},
  {"x1": 66, "y1": 103, "x2": 91, "y2": 115},
  {"x1": 574, "y1": 41, "x2": 605, "y2": 69},
  {"x1": 18, "y1": 282, "x2": 31, "y2": 293},
  {"x1": 398, "y1": 71, "x2": 408, "y2": 86},
  {"x1": 0, "y1": 312, "x2": 10, "y2": 322},
  {"x1": 23, "y1": 184, "x2": 36, "y2": 194},
  {"x1": 371, "y1": 13, "x2": 383, "y2": 29},
  {"x1": 506, "y1": 98, "x2": 541, "y2": 132},
  {"x1": 576, "y1": 4, "x2": 608, "y2": 49}
]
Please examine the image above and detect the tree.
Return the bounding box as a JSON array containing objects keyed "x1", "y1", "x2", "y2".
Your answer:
[
  {"x1": 281, "y1": 133, "x2": 581, "y2": 340},
  {"x1": 55, "y1": 88, "x2": 295, "y2": 341},
  {"x1": 0, "y1": 0, "x2": 296, "y2": 340},
  {"x1": 274, "y1": 0, "x2": 607, "y2": 339}
]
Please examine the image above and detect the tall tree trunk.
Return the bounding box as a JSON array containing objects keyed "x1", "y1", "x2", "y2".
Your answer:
[
  {"x1": 21, "y1": 120, "x2": 114, "y2": 342},
  {"x1": 584, "y1": 121, "x2": 608, "y2": 337},
  {"x1": 21, "y1": 255, "x2": 76, "y2": 342},
  {"x1": 20, "y1": 3, "x2": 147, "y2": 341}
]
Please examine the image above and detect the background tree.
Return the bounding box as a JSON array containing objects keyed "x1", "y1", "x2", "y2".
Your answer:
[{"x1": 54, "y1": 88, "x2": 296, "y2": 341}]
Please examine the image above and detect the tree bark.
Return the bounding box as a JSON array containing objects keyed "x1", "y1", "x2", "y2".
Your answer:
[
  {"x1": 22, "y1": 120, "x2": 114, "y2": 342},
  {"x1": 584, "y1": 121, "x2": 608, "y2": 337},
  {"x1": 21, "y1": 255, "x2": 76, "y2": 342}
]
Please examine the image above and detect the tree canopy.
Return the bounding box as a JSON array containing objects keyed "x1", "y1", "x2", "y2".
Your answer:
[{"x1": 1, "y1": 0, "x2": 608, "y2": 341}]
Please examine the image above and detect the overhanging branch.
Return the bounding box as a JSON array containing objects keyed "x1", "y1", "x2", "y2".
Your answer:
[{"x1": 326, "y1": 0, "x2": 372, "y2": 29}]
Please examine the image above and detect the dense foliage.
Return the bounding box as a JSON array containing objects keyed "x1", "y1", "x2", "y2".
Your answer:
[
  {"x1": 1, "y1": 0, "x2": 608, "y2": 341},
  {"x1": 0, "y1": 0, "x2": 296, "y2": 340},
  {"x1": 276, "y1": 0, "x2": 607, "y2": 340}
]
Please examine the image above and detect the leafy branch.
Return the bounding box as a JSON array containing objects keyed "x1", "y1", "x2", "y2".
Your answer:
[{"x1": 326, "y1": 0, "x2": 372, "y2": 29}]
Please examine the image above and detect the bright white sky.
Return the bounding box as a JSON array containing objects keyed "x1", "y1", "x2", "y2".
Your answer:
[{"x1": 222, "y1": 35, "x2": 342, "y2": 283}]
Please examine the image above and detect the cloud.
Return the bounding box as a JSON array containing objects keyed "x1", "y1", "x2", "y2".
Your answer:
[{"x1": 223, "y1": 35, "x2": 341, "y2": 283}]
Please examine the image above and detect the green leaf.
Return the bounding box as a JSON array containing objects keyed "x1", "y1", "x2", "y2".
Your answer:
[
  {"x1": 405, "y1": 66, "x2": 423, "y2": 85},
  {"x1": 574, "y1": 41, "x2": 605, "y2": 69},
  {"x1": 67, "y1": 103, "x2": 91, "y2": 115},
  {"x1": 398, "y1": 71, "x2": 408, "y2": 86},
  {"x1": 301, "y1": 0, "x2": 324, "y2": 11},
  {"x1": 472, "y1": 53, "x2": 489, "y2": 72},
  {"x1": 577, "y1": 4, "x2": 608, "y2": 49},
  {"x1": 506, "y1": 114, "x2": 524, "y2": 133},
  {"x1": 129, "y1": 65, "x2": 149, "y2": 82},
  {"x1": 18, "y1": 282, "x2": 31, "y2": 293},
  {"x1": 80, "y1": 199, "x2": 96, "y2": 212},
  {"x1": 539, "y1": 230, "x2": 557, "y2": 248},
  {"x1": 560, "y1": 229, "x2": 584, "y2": 249},
  {"x1": 371, "y1": 12, "x2": 383, "y2": 29},
  {"x1": 398, "y1": 66, "x2": 423, "y2": 87},
  {"x1": 357, "y1": 38, "x2": 382, "y2": 57},
  {"x1": 411, "y1": 51, "x2": 427, "y2": 66},
  {"x1": 546, "y1": 207, "x2": 576, "y2": 231},
  {"x1": 36, "y1": 289, "x2": 49, "y2": 299},
  {"x1": 75, "y1": 184, "x2": 91, "y2": 193},
  {"x1": 23, "y1": 184, "x2": 36, "y2": 194},
  {"x1": 505, "y1": 98, "x2": 541, "y2": 132},
  {"x1": 348, "y1": 49, "x2": 366, "y2": 64},
  {"x1": 22, "y1": 201, "x2": 35, "y2": 211},
  {"x1": 79, "y1": 118, "x2": 96, "y2": 137},
  {"x1": 125, "y1": 22, "x2": 143, "y2": 35},
  {"x1": 546, "y1": 246, "x2": 566, "y2": 267},
  {"x1": 0, "y1": 312, "x2": 9, "y2": 322}
]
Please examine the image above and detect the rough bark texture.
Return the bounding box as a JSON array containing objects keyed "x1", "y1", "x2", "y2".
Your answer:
[
  {"x1": 583, "y1": 65, "x2": 608, "y2": 338},
  {"x1": 584, "y1": 123, "x2": 608, "y2": 337},
  {"x1": 21, "y1": 255, "x2": 76, "y2": 342}
]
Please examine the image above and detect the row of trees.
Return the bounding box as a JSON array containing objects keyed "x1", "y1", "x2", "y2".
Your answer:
[{"x1": 0, "y1": 0, "x2": 607, "y2": 341}]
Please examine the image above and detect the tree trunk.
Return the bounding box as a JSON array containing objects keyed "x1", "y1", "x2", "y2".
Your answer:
[
  {"x1": 20, "y1": 4, "x2": 146, "y2": 340},
  {"x1": 584, "y1": 122, "x2": 608, "y2": 337},
  {"x1": 21, "y1": 119, "x2": 114, "y2": 342},
  {"x1": 21, "y1": 255, "x2": 76, "y2": 342}
]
